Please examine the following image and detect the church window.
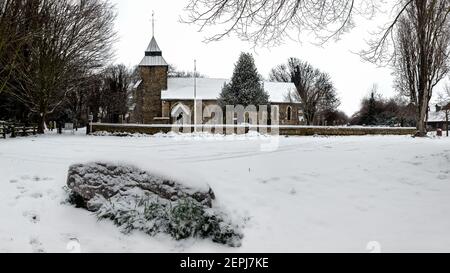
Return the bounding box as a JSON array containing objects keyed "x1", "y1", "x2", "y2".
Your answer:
[{"x1": 287, "y1": 106, "x2": 293, "y2": 121}]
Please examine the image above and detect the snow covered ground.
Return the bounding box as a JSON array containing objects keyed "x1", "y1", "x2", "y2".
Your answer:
[{"x1": 1, "y1": 130, "x2": 450, "y2": 253}]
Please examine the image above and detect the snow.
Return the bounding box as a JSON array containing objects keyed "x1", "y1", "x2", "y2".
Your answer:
[
  {"x1": 71, "y1": 160, "x2": 211, "y2": 194},
  {"x1": 162, "y1": 78, "x2": 298, "y2": 103},
  {"x1": 1, "y1": 131, "x2": 450, "y2": 253},
  {"x1": 428, "y1": 110, "x2": 448, "y2": 122}
]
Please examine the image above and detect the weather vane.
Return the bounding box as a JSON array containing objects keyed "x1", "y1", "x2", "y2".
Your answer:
[{"x1": 152, "y1": 10, "x2": 155, "y2": 37}]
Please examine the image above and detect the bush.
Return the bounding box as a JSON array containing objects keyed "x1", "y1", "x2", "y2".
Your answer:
[
  {"x1": 168, "y1": 199, "x2": 243, "y2": 246},
  {"x1": 75, "y1": 192, "x2": 243, "y2": 247}
]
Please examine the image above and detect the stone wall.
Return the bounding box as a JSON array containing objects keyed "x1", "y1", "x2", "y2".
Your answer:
[
  {"x1": 278, "y1": 126, "x2": 417, "y2": 136},
  {"x1": 162, "y1": 101, "x2": 305, "y2": 126},
  {"x1": 277, "y1": 103, "x2": 303, "y2": 126},
  {"x1": 91, "y1": 123, "x2": 417, "y2": 136}
]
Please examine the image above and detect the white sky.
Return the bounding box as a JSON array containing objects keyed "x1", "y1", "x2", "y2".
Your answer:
[{"x1": 110, "y1": 0, "x2": 446, "y2": 116}]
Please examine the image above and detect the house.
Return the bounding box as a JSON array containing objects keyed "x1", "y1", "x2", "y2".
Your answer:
[
  {"x1": 427, "y1": 104, "x2": 450, "y2": 130},
  {"x1": 132, "y1": 34, "x2": 304, "y2": 126}
]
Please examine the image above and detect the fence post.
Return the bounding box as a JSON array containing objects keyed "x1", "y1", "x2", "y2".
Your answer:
[
  {"x1": 446, "y1": 110, "x2": 449, "y2": 137},
  {"x1": 1, "y1": 123, "x2": 5, "y2": 139},
  {"x1": 10, "y1": 125, "x2": 16, "y2": 138}
]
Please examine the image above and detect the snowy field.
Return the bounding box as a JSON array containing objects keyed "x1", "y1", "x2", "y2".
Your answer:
[{"x1": 1, "y1": 131, "x2": 450, "y2": 253}]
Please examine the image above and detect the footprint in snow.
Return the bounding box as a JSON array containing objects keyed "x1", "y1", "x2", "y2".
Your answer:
[
  {"x1": 32, "y1": 176, "x2": 42, "y2": 182},
  {"x1": 42, "y1": 177, "x2": 54, "y2": 181},
  {"x1": 258, "y1": 177, "x2": 280, "y2": 184},
  {"x1": 23, "y1": 211, "x2": 40, "y2": 224},
  {"x1": 30, "y1": 192, "x2": 43, "y2": 199},
  {"x1": 437, "y1": 174, "x2": 448, "y2": 180},
  {"x1": 17, "y1": 175, "x2": 52, "y2": 183},
  {"x1": 16, "y1": 186, "x2": 28, "y2": 195},
  {"x1": 61, "y1": 233, "x2": 79, "y2": 241},
  {"x1": 9, "y1": 179, "x2": 18, "y2": 184},
  {"x1": 404, "y1": 161, "x2": 423, "y2": 166},
  {"x1": 30, "y1": 237, "x2": 45, "y2": 253}
]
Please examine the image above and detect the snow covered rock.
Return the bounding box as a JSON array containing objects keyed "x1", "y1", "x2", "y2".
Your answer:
[
  {"x1": 66, "y1": 162, "x2": 242, "y2": 246},
  {"x1": 67, "y1": 162, "x2": 216, "y2": 211}
]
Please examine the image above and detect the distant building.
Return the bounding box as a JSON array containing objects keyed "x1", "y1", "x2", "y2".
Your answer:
[
  {"x1": 132, "y1": 34, "x2": 304, "y2": 125},
  {"x1": 427, "y1": 104, "x2": 450, "y2": 130}
]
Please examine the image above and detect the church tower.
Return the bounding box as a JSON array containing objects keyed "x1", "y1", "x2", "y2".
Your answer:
[{"x1": 134, "y1": 16, "x2": 168, "y2": 124}]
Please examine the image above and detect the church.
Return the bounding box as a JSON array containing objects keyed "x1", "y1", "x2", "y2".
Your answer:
[{"x1": 132, "y1": 34, "x2": 304, "y2": 126}]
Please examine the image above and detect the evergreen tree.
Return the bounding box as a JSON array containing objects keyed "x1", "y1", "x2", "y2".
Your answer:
[
  {"x1": 218, "y1": 53, "x2": 269, "y2": 107},
  {"x1": 365, "y1": 92, "x2": 377, "y2": 125}
]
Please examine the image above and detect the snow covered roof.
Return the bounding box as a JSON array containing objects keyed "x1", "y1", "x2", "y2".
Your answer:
[
  {"x1": 428, "y1": 110, "x2": 447, "y2": 122},
  {"x1": 139, "y1": 56, "x2": 168, "y2": 67},
  {"x1": 161, "y1": 77, "x2": 299, "y2": 104}
]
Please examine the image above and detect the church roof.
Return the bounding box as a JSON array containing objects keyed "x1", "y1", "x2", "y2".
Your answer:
[
  {"x1": 428, "y1": 110, "x2": 447, "y2": 122},
  {"x1": 161, "y1": 78, "x2": 299, "y2": 104},
  {"x1": 139, "y1": 55, "x2": 168, "y2": 66},
  {"x1": 146, "y1": 37, "x2": 162, "y2": 53},
  {"x1": 139, "y1": 36, "x2": 168, "y2": 67}
]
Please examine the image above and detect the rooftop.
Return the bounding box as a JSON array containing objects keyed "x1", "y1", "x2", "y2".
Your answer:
[
  {"x1": 139, "y1": 36, "x2": 168, "y2": 67},
  {"x1": 161, "y1": 77, "x2": 299, "y2": 104}
]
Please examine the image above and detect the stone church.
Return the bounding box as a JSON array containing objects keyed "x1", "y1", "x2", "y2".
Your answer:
[{"x1": 132, "y1": 34, "x2": 304, "y2": 126}]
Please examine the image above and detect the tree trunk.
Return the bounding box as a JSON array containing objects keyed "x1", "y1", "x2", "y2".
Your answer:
[
  {"x1": 304, "y1": 108, "x2": 315, "y2": 126},
  {"x1": 416, "y1": 90, "x2": 429, "y2": 137},
  {"x1": 37, "y1": 113, "x2": 46, "y2": 134}
]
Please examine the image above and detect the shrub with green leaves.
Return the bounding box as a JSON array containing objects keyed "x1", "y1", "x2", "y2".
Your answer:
[{"x1": 74, "y1": 190, "x2": 243, "y2": 247}]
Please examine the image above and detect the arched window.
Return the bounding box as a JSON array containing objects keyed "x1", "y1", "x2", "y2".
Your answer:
[
  {"x1": 171, "y1": 103, "x2": 191, "y2": 124},
  {"x1": 287, "y1": 106, "x2": 293, "y2": 121}
]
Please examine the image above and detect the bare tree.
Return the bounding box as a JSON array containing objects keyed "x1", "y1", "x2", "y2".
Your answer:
[
  {"x1": 101, "y1": 64, "x2": 132, "y2": 123},
  {"x1": 270, "y1": 58, "x2": 340, "y2": 125},
  {"x1": 390, "y1": 1, "x2": 450, "y2": 136},
  {"x1": 1, "y1": 0, "x2": 116, "y2": 133},
  {"x1": 182, "y1": 0, "x2": 379, "y2": 47},
  {"x1": 0, "y1": 0, "x2": 36, "y2": 95},
  {"x1": 183, "y1": 0, "x2": 450, "y2": 136},
  {"x1": 291, "y1": 61, "x2": 339, "y2": 125},
  {"x1": 269, "y1": 58, "x2": 301, "y2": 82}
]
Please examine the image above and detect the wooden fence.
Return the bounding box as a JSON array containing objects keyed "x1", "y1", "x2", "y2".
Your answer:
[{"x1": 0, "y1": 121, "x2": 38, "y2": 139}]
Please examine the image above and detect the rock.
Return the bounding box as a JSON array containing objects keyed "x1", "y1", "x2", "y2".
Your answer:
[
  {"x1": 67, "y1": 162, "x2": 216, "y2": 211},
  {"x1": 66, "y1": 162, "x2": 243, "y2": 247}
]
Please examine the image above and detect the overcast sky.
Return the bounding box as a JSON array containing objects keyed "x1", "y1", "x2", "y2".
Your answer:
[{"x1": 110, "y1": 0, "x2": 446, "y2": 116}]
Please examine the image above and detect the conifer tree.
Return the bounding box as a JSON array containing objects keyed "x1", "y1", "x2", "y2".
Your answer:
[{"x1": 218, "y1": 53, "x2": 269, "y2": 108}]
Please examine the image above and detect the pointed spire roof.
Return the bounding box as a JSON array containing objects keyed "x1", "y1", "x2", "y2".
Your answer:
[
  {"x1": 146, "y1": 37, "x2": 161, "y2": 53},
  {"x1": 139, "y1": 36, "x2": 168, "y2": 67},
  {"x1": 138, "y1": 13, "x2": 167, "y2": 67}
]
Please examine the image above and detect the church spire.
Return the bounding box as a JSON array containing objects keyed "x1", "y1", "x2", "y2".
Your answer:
[
  {"x1": 145, "y1": 37, "x2": 162, "y2": 55},
  {"x1": 144, "y1": 11, "x2": 162, "y2": 56},
  {"x1": 139, "y1": 11, "x2": 168, "y2": 67}
]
